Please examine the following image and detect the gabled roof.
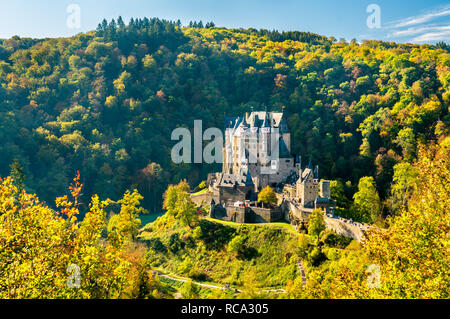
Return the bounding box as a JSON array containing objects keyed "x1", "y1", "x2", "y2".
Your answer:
[
  {"x1": 225, "y1": 111, "x2": 290, "y2": 133},
  {"x1": 217, "y1": 169, "x2": 254, "y2": 188},
  {"x1": 297, "y1": 167, "x2": 314, "y2": 184},
  {"x1": 278, "y1": 118, "x2": 290, "y2": 134}
]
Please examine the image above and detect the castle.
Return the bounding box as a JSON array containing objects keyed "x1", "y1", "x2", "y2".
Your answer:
[{"x1": 197, "y1": 110, "x2": 334, "y2": 225}]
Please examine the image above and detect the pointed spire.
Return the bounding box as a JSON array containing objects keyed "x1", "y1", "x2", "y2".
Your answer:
[
  {"x1": 244, "y1": 166, "x2": 254, "y2": 186},
  {"x1": 262, "y1": 109, "x2": 270, "y2": 128},
  {"x1": 279, "y1": 138, "x2": 291, "y2": 158},
  {"x1": 308, "y1": 158, "x2": 313, "y2": 169},
  {"x1": 240, "y1": 114, "x2": 249, "y2": 128}
]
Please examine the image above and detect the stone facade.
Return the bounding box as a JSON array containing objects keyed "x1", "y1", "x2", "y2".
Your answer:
[{"x1": 218, "y1": 111, "x2": 299, "y2": 193}]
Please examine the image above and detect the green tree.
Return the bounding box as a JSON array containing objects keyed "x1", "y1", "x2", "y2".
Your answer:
[
  {"x1": 394, "y1": 127, "x2": 416, "y2": 161},
  {"x1": 308, "y1": 209, "x2": 326, "y2": 239},
  {"x1": 174, "y1": 191, "x2": 198, "y2": 228},
  {"x1": 353, "y1": 176, "x2": 381, "y2": 223},
  {"x1": 9, "y1": 159, "x2": 25, "y2": 192},
  {"x1": 330, "y1": 180, "x2": 349, "y2": 208},
  {"x1": 389, "y1": 162, "x2": 419, "y2": 211}
]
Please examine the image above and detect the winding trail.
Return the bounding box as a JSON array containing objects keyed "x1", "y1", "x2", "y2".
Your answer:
[{"x1": 155, "y1": 271, "x2": 286, "y2": 294}]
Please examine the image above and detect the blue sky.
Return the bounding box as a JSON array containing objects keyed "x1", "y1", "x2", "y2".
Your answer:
[{"x1": 0, "y1": 0, "x2": 449, "y2": 44}]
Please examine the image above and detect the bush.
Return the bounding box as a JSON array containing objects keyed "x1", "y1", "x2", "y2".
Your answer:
[
  {"x1": 181, "y1": 280, "x2": 200, "y2": 299},
  {"x1": 307, "y1": 247, "x2": 327, "y2": 267},
  {"x1": 168, "y1": 233, "x2": 184, "y2": 253},
  {"x1": 227, "y1": 235, "x2": 246, "y2": 255},
  {"x1": 322, "y1": 231, "x2": 352, "y2": 248},
  {"x1": 346, "y1": 240, "x2": 362, "y2": 251},
  {"x1": 298, "y1": 234, "x2": 312, "y2": 258},
  {"x1": 152, "y1": 238, "x2": 167, "y2": 253},
  {"x1": 189, "y1": 269, "x2": 210, "y2": 282},
  {"x1": 324, "y1": 247, "x2": 341, "y2": 260},
  {"x1": 179, "y1": 256, "x2": 193, "y2": 274}
]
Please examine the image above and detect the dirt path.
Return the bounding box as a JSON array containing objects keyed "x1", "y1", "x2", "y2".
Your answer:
[{"x1": 155, "y1": 271, "x2": 286, "y2": 294}]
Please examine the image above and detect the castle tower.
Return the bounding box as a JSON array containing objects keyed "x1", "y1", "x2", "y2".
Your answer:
[
  {"x1": 319, "y1": 180, "x2": 331, "y2": 198},
  {"x1": 296, "y1": 161, "x2": 319, "y2": 207},
  {"x1": 260, "y1": 112, "x2": 271, "y2": 166}
]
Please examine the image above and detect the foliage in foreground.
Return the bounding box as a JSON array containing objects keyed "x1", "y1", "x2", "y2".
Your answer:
[
  {"x1": 284, "y1": 138, "x2": 450, "y2": 299},
  {"x1": 0, "y1": 173, "x2": 171, "y2": 299}
]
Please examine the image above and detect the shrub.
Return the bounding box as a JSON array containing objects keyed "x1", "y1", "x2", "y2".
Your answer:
[
  {"x1": 307, "y1": 247, "x2": 327, "y2": 267},
  {"x1": 322, "y1": 231, "x2": 352, "y2": 248},
  {"x1": 227, "y1": 235, "x2": 246, "y2": 255}
]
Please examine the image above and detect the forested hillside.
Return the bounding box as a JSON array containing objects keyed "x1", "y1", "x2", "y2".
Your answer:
[{"x1": 0, "y1": 17, "x2": 448, "y2": 216}]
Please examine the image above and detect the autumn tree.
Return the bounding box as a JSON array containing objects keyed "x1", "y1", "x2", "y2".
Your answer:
[
  {"x1": 163, "y1": 181, "x2": 198, "y2": 228},
  {"x1": 388, "y1": 161, "x2": 419, "y2": 212},
  {"x1": 258, "y1": 186, "x2": 277, "y2": 207},
  {"x1": 363, "y1": 138, "x2": 450, "y2": 298},
  {"x1": 0, "y1": 173, "x2": 136, "y2": 298},
  {"x1": 107, "y1": 189, "x2": 148, "y2": 245}
]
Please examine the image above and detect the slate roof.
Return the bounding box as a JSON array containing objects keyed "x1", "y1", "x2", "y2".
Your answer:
[
  {"x1": 315, "y1": 197, "x2": 330, "y2": 204},
  {"x1": 226, "y1": 111, "x2": 288, "y2": 131},
  {"x1": 279, "y1": 138, "x2": 291, "y2": 158},
  {"x1": 217, "y1": 167, "x2": 254, "y2": 188}
]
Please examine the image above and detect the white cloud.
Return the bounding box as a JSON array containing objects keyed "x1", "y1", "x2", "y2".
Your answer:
[
  {"x1": 388, "y1": 25, "x2": 450, "y2": 38},
  {"x1": 392, "y1": 6, "x2": 450, "y2": 28},
  {"x1": 412, "y1": 30, "x2": 450, "y2": 42},
  {"x1": 383, "y1": 5, "x2": 450, "y2": 43}
]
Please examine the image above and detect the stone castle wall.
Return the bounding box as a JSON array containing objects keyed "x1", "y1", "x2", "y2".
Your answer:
[
  {"x1": 191, "y1": 192, "x2": 216, "y2": 206},
  {"x1": 211, "y1": 206, "x2": 284, "y2": 223},
  {"x1": 289, "y1": 202, "x2": 367, "y2": 242},
  {"x1": 324, "y1": 217, "x2": 367, "y2": 242}
]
